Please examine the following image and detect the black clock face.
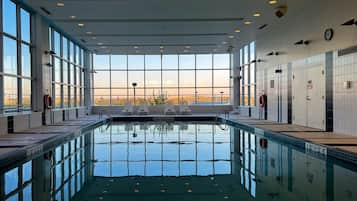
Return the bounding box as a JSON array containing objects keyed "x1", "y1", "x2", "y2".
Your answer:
[{"x1": 324, "y1": 29, "x2": 334, "y2": 41}]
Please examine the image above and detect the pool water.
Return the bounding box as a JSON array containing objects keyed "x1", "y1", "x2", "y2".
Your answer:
[{"x1": 1, "y1": 121, "x2": 357, "y2": 201}]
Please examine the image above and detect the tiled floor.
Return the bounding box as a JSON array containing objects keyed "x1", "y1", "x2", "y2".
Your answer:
[
  {"x1": 227, "y1": 114, "x2": 357, "y2": 155},
  {"x1": 0, "y1": 115, "x2": 105, "y2": 153}
]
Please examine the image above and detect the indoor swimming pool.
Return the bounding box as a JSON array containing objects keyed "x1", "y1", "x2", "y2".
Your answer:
[{"x1": 1, "y1": 121, "x2": 357, "y2": 201}]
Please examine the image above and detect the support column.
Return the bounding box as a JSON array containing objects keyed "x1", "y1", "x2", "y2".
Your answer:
[{"x1": 325, "y1": 51, "x2": 334, "y2": 131}]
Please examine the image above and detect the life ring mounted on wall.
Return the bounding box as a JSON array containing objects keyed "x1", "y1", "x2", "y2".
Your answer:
[{"x1": 44, "y1": 94, "x2": 53, "y2": 109}]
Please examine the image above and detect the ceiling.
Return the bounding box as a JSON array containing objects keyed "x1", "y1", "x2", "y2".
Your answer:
[{"x1": 23, "y1": 0, "x2": 296, "y2": 54}]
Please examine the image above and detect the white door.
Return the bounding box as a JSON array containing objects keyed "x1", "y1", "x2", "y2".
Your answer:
[
  {"x1": 292, "y1": 64, "x2": 325, "y2": 129},
  {"x1": 292, "y1": 68, "x2": 307, "y2": 126},
  {"x1": 306, "y1": 66, "x2": 325, "y2": 129}
]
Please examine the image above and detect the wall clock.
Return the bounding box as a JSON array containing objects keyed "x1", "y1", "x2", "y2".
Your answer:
[{"x1": 324, "y1": 28, "x2": 334, "y2": 41}]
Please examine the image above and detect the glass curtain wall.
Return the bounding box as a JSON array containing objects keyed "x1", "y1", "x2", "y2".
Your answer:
[
  {"x1": 93, "y1": 54, "x2": 231, "y2": 106},
  {"x1": 240, "y1": 42, "x2": 256, "y2": 106},
  {"x1": 1, "y1": 0, "x2": 32, "y2": 112},
  {"x1": 49, "y1": 27, "x2": 86, "y2": 108}
]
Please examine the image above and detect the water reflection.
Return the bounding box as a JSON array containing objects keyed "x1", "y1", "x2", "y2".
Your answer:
[
  {"x1": 1, "y1": 122, "x2": 357, "y2": 201},
  {"x1": 92, "y1": 123, "x2": 232, "y2": 177}
]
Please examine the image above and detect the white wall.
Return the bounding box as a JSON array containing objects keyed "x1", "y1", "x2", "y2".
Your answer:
[{"x1": 333, "y1": 51, "x2": 357, "y2": 135}]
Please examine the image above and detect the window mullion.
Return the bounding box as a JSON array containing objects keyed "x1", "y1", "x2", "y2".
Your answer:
[
  {"x1": 16, "y1": 4, "x2": 22, "y2": 111},
  {"x1": 0, "y1": 0, "x2": 3, "y2": 113}
]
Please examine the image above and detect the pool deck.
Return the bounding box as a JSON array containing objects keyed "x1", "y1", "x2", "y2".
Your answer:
[
  {"x1": 0, "y1": 115, "x2": 108, "y2": 171},
  {"x1": 1, "y1": 113, "x2": 357, "y2": 169},
  {"x1": 227, "y1": 115, "x2": 357, "y2": 156}
]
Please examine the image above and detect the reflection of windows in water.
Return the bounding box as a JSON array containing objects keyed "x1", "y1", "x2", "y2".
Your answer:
[
  {"x1": 50, "y1": 135, "x2": 87, "y2": 200},
  {"x1": 3, "y1": 160, "x2": 33, "y2": 200},
  {"x1": 92, "y1": 124, "x2": 232, "y2": 177},
  {"x1": 239, "y1": 130, "x2": 257, "y2": 198}
]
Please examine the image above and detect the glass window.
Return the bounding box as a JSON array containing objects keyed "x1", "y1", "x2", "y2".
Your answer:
[
  {"x1": 179, "y1": 55, "x2": 195, "y2": 69},
  {"x1": 2, "y1": 3, "x2": 33, "y2": 113},
  {"x1": 250, "y1": 41, "x2": 256, "y2": 62},
  {"x1": 145, "y1": 55, "x2": 161, "y2": 70},
  {"x1": 63, "y1": 62, "x2": 68, "y2": 84},
  {"x1": 70, "y1": 64, "x2": 75, "y2": 85},
  {"x1": 94, "y1": 71, "x2": 110, "y2": 88},
  {"x1": 213, "y1": 88, "x2": 230, "y2": 104},
  {"x1": 22, "y1": 79, "x2": 31, "y2": 109},
  {"x1": 179, "y1": 70, "x2": 195, "y2": 87},
  {"x1": 76, "y1": 46, "x2": 80, "y2": 64},
  {"x1": 214, "y1": 70, "x2": 230, "y2": 87},
  {"x1": 3, "y1": 36, "x2": 17, "y2": 75},
  {"x1": 63, "y1": 37, "x2": 68, "y2": 60},
  {"x1": 162, "y1": 70, "x2": 178, "y2": 88},
  {"x1": 3, "y1": 0, "x2": 17, "y2": 36},
  {"x1": 94, "y1": 55, "x2": 109, "y2": 69},
  {"x1": 20, "y1": 9, "x2": 31, "y2": 43},
  {"x1": 163, "y1": 88, "x2": 178, "y2": 104},
  {"x1": 196, "y1": 54, "x2": 212, "y2": 69},
  {"x1": 111, "y1": 55, "x2": 127, "y2": 70},
  {"x1": 196, "y1": 70, "x2": 212, "y2": 87},
  {"x1": 69, "y1": 42, "x2": 74, "y2": 62},
  {"x1": 145, "y1": 71, "x2": 161, "y2": 88},
  {"x1": 71, "y1": 87, "x2": 75, "y2": 106},
  {"x1": 111, "y1": 89, "x2": 127, "y2": 105},
  {"x1": 21, "y1": 44, "x2": 31, "y2": 77},
  {"x1": 63, "y1": 85, "x2": 69, "y2": 107},
  {"x1": 92, "y1": 54, "x2": 231, "y2": 105},
  {"x1": 128, "y1": 55, "x2": 144, "y2": 69},
  {"x1": 4, "y1": 76, "x2": 18, "y2": 111},
  {"x1": 111, "y1": 71, "x2": 127, "y2": 88},
  {"x1": 55, "y1": 84, "x2": 62, "y2": 108},
  {"x1": 54, "y1": 31, "x2": 60, "y2": 55},
  {"x1": 196, "y1": 88, "x2": 212, "y2": 104},
  {"x1": 76, "y1": 67, "x2": 80, "y2": 86},
  {"x1": 162, "y1": 55, "x2": 178, "y2": 69},
  {"x1": 214, "y1": 54, "x2": 230, "y2": 69},
  {"x1": 94, "y1": 89, "x2": 110, "y2": 106},
  {"x1": 179, "y1": 88, "x2": 196, "y2": 104},
  {"x1": 128, "y1": 71, "x2": 144, "y2": 87}
]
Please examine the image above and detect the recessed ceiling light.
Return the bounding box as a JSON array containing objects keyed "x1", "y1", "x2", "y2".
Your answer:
[
  {"x1": 228, "y1": 35, "x2": 235, "y2": 39},
  {"x1": 100, "y1": 46, "x2": 107, "y2": 49},
  {"x1": 56, "y1": 2, "x2": 65, "y2": 7},
  {"x1": 244, "y1": 21, "x2": 252, "y2": 25},
  {"x1": 69, "y1": 15, "x2": 76, "y2": 19},
  {"x1": 234, "y1": 29, "x2": 241, "y2": 33},
  {"x1": 183, "y1": 49, "x2": 189, "y2": 53},
  {"x1": 136, "y1": 50, "x2": 140, "y2": 53},
  {"x1": 92, "y1": 37, "x2": 97, "y2": 40},
  {"x1": 77, "y1": 23, "x2": 85, "y2": 27},
  {"x1": 185, "y1": 46, "x2": 191, "y2": 49},
  {"x1": 86, "y1": 32, "x2": 92, "y2": 35},
  {"x1": 97, "y1": 42, "x2": 103, "y2": 45},
  {"x1": 134, "y1": 46, "x2": 139, "y2": 49},
  {"x1": 160, "y1": 46, "x2": 164, "y2": 49},
  {"x1": 253, "y1": 13, "x2": 261, "y2": 17},
  {"x1": 222, "y1": 41, "x2": 227, "y2": 44},
  {"x1": 268, "y1": 0, "x2": 278, "y2": 5}
]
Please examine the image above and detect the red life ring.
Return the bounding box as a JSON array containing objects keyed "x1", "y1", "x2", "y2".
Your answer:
[{"x1": 44, "y1": 94, "x2": 53, "y2": 109}]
